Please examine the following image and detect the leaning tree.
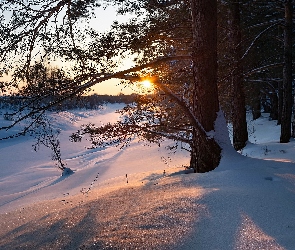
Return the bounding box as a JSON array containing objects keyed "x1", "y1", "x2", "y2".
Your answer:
[
  {"x1": 0, "y1": 0, "x2": 223, "y2": 173},
  {"x1": 72, "y1": 0, "x2": 222, "y2": 172}
]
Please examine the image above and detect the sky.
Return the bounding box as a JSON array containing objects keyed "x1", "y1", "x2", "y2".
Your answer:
[
  {"x1": 91, "y1": 79, "x2": 135, "y2": 95},
  {"x1": 0, "y1": 3, "x2": 139, "y2": 95},
  {"x1": 80, "y1": 5, "x2": 141, "y2": 95}
]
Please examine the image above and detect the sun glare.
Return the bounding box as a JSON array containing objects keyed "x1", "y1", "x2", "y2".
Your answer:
[{"x1": 141, "y1": 80, "x2": 152, "y2": 88}]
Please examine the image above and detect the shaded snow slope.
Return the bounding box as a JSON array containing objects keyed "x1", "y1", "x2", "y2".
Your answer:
[
  {"x1": 179, "y1": 154, "x2": 295, "y2": 250},
  {"x1": 0, "y1": 104, "x2": 189, "y2": 213}
]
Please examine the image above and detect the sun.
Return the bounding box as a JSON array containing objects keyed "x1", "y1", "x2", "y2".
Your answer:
[{"x1": 141, "y1": 80, "x2": 152, "y2": 89}]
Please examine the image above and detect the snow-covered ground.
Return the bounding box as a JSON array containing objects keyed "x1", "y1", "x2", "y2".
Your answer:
[{"x1": 0, "y1": 105, "x2": 295, "y2": 249}]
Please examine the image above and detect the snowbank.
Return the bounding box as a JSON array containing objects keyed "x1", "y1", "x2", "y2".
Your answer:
[{"x1": 1, "y1": 107, "x2": 295, "y2": 249}]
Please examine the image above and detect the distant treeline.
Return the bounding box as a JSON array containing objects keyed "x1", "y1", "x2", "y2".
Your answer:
[{"x1": 0, "y1": 93, "x2": 137, "y2": 110}]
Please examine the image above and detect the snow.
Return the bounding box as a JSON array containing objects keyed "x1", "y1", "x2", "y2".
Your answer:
[{"x1": 1, "y1": 105, "x2": 295, "y2": 249}]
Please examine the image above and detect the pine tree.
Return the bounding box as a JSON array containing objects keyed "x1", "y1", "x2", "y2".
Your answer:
[
  {"x1": 227, "y1": 0, "x2": 248, "y2": 150},
  {"x1": 280, "y1": 0, "x2": 293, "y2": 143},
  {"x1": 0, "y1": 0, "x2": 244, "y2": 172}
]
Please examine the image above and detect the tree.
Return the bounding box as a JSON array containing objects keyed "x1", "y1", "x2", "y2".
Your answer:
[
  {"x1": 71, "y1": 0, "x2": 222, "y2": 173},
  {"x1": 227, "y1": 0, "x2": 248, "y2": 151},
  {"x1": 280, "y1": 0, "x2": 293, "y2": 143},
  {"x1": 189, "y1": 0, "x2": 221, "y2": 172},
  {"x1": 240, "y1": 1, "x2": 283, "y2": 122},
  {"x1": 0, "y1": 0, "x2": 225, "y2": 173}
]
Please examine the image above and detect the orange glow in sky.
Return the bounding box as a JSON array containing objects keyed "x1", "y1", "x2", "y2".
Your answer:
[{"x1": 141, "y1": 80, "x2": 152, "y2": 89}]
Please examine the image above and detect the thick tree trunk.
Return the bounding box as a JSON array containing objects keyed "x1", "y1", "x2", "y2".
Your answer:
[
  {"x1": 228, "y1": 1, "x2": 248, "y2": 151},
  {"x1": 280, "y1": 0, "x2": 293, "y2": 143},
  {"x1": 190, "y1": 0, "x2": 221, "y2": 173},
  {"x1": 190, "y1": 128, "x2": 221, "y2": 173}
]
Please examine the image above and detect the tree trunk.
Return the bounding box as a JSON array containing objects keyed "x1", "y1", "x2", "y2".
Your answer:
[
  {"x1": 269, "y1": 92, "x2": 279, "y2": 120},
  {"x1": 228, "y1": 1, "x2": 248, "y2": 151},
  {"x1": 292, "y1": 94, "x2": 295, "y2": 138},
  {"x1": 280, "y1": 0, "x2": 293, "y2": 143},
  {"x1": 251, "y1": 85, "x2": 261, "y2": 120},
  {"x1": 277, "y1": 80, "x2": 283, "y2": 125},
  {"x1": 190, "y1": 0, "x2": 221, "y2": 173},
  {"x1": 190, "y1": 127, "x2": 221, "y2": 173}
]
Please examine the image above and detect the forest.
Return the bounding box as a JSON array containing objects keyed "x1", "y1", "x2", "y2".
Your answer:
[
  {"x1": 1, "y1": 1, "x2": 295, "y2": 249},
  {"x1": 0, "y1": 93, "x2": 137, "y2": 110}
]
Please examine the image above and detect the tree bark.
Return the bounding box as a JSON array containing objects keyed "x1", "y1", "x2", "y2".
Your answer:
[
  {"x1": 277, "y1": 80, "x2": 283, "y2": 125},
  {"x1": 251, "y1": 85, "x2": 261, "y2": 120},
  {"x1": 269, "y1": 91, "x2": 279, "y2": 120},
  {"x1": 280, "y1": 0, "x2": 293, "y2": 143},
  {"x1": 190, "y1": 0, "x2": 221, "y2": 173},
  {"x1": 228, "y1": 1, "x2": 249, "y2": 151}
]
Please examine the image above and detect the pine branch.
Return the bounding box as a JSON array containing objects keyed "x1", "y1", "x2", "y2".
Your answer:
[
  {"x1": 243, "y1": 62, "x2": 283, "y2": 77},
  {"x1": 241, "y1": 21, "x2": 281, "y2": 60}
]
